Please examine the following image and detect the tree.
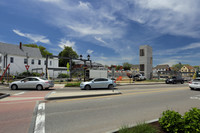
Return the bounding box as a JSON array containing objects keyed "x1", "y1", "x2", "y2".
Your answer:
[
  {"x1": 59, "y1": 46, "x2": 78, "y2": 67},
  {"x1": 116, "y1": 65, "x2": 122, "y2": 71},
  {"x1": 123, "y1": 62, "x2": 132, "y2": 70},
  {"x1": 23, "y1": 44, "x2": 53, "y2": 57}
]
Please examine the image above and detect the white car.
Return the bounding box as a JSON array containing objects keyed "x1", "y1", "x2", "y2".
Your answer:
[
  {"x1": 9, "y1": 77, "x2": 54, "y2": 90},
  {"x1": 189, "y1": 78, "x2": 200, "y2": 90},
  {"x1": 80, "y1": 78, "x2": 116, "y2": 90}
]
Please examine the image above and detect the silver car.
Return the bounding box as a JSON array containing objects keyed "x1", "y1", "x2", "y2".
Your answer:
[
  {"x1": 189, "y1": 78, "x2": 200, "y2": 90},
  {"x1": 9, "y1": 77, "x2": 54, "y2": 90},
  {"x1": 80, "y1": 78, "x2": 116, "y2": 90}
]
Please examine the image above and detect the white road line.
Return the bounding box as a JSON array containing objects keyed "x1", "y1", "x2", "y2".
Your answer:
[
  {"x1": 13, "y1": 92, "x2": 25, "y2": 96},
  {"x1": 34, "y1": 103, "x2": 45, "y2": 133}
]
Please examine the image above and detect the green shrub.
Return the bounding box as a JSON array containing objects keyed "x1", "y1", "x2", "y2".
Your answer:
[
  {"x1": 184, "y1": 108, "x2": 200, "y2": 133},
  {"x1": 159, "y1": 110, "x2": 183, "y2": 133},
  {"x1": 65, "y1": 82, "x2": 81, "y2": 87},
  {"x1": 57, "y1": 73, "x2": 70, "y2": 78},
  {"x1": 18, "y1": 71, "x2": 41, "y2": 77},
  {"x1": 119, "y1": 123, "x2": 158, "y2": 133}
]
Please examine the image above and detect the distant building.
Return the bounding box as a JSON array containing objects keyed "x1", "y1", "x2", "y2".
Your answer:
[
  {"x1": 181, "y1": 65, "x2": 195, "y2": 72},
  {"x1": 153, "y1": 64, "x2": 171, "y2": 73},
  {"x1": 139, "y1": 45, "x2": 153, "y2": 79},
  {"x1": 73, "y1": 60, "x2": 105, "y2": 70},
  {"x1": 0, "y1": 42, "x2": 66, "y2": 78}
]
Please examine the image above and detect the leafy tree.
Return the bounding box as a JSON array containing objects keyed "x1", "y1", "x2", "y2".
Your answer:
[
  {"x1": 23, "y1": 44, "x2": 53, "y2": 57},
  {"x1": 59, "y1": 46, "x2": 78, "y2": 67},
  {"x1": 116, "y1": 65, "x2": 122, "y2": 70},
  {"x1": 123, "y1": 62, "x2": 132, "y2": 70}
]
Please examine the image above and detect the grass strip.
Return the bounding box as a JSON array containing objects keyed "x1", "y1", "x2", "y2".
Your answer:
[{"x1": 119, "y1": 123, "x2": 158, "y2": 133}]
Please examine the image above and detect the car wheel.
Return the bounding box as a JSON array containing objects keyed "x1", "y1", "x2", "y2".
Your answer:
[
  {"x1": 11, "y1": 84, "x2": 18, "y2": 90},
  {"x1": 108, "y1": 84, "x2": 114, "y2": 89},
  {"x1": 85, "y1": 85, "x2": 91, "y2": 90},
  {"x1": 173, "y1": 81, "x2": 176, "y2": 84},
  {"x1": 36, "y1": 85, "x2": 43, "y2": 90},
  {"x1": 190, "y1": 87, "x2": 194, "y2": 90},
  {"x1": 181, "y1": 81, "x2": 184, "y2": 84},
  {"x1": 165, "y1": 81, "x2": 169, "y2": 84}
]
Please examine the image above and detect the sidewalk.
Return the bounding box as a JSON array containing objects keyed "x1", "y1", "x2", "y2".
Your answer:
[{"x1": 45, "y1": 90, "x2": 122, "y2": 100}]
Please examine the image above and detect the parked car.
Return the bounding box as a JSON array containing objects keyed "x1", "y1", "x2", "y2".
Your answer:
[
  {"x1": 80, "y1": 78, "x2": 116, "y2": 90},
  {"x1": 133, "y1": 74, "x2": 146, "y2": 81},
  {"x1": 165, "y1": 76, "x2": 184, "y2": 84},
  {"x1": 189, "y1": 78, "x2": 200, "y2": 90},
  {"x1": 9, "y1": 77, "x2": 54, "y2": 90}
]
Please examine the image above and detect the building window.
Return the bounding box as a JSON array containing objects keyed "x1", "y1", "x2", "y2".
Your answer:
[
  {"x1": 140, "y1": 64, "x2": 145, "y2": 71},
  {"x1": 140, "y1": 49, "x2": 144, "y2": 56},
  {"x1": 24, "y1": 58, "x2": 27, "y2": 64},
  {"x1": 38, "y1": 60, "x2": 41, "y2": 65},
  {"x1": 50, "y1": 61, "x2": 52, "y2": 66},
  {"x1": 10, "y1": 57, "x2": 14, "y2": 63},
  {"x1": 31, "y1": 59, "x2": 34, "y2": 65},
  {"x1": 44, "y1": 60, "x2": 46, "y2": 65}
]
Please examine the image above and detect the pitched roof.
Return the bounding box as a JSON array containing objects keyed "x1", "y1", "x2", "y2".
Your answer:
[
  {"x1": 154, "y1": 64, "x2": 170, "y2": 69},
  {"x1": 0, "y1": 42, "x2": 42, "y2": 58},
  {"x1": 183, "y1": 65, "x2": 195, "y2": 70}
]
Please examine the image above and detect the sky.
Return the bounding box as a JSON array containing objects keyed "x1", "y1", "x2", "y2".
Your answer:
[{"x1": 0, "y1": 0, "x2": 200, "y2": 67}]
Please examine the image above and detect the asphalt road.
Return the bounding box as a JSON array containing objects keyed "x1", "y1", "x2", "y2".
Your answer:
[{"x1": 44, "y1": 84, "x2": 200, "y2": 133}]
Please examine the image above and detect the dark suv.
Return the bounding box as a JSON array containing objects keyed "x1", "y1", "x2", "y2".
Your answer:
[{"x1": 165, "y1": 76, "x2": 184, "y2": 84}]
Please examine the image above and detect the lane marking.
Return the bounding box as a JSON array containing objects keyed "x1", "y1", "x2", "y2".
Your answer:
[
  {"x1": 34, "y1": 103, "x2": 45, "y2": 133},
  {"x1": 13, "y1": 91, "x2": 25, "y2": 96},
  {"x1": 121, "y1": 87, "x2": 188, "y2": 93},
  {"x1": 190, "y1": 95, "x2": 200, "y2": 100}
]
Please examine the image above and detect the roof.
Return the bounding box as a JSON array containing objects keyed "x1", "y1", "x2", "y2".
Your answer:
[
  {"x1": 0, "y1": 42, "x2": 42, "y2": 58},
  {"x1": 154, "y1": 64, "x2": 170, "y2": 69},
  {"x1": 183, "y1": 65, "x2": 195, "y2": 70}
]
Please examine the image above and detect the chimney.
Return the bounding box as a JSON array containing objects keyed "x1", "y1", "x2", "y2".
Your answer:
[{"x1": 19, "y1": 42, "x2": 22, "y2": 49}]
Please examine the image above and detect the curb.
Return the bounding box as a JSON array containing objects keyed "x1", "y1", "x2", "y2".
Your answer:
[
  {"x1": 107, "y1": 118, "x2": 159, "y2": 133},
  {"x1": 45, "y1": 92, "x2": 122, "y2": 100},
  {"x1": 0, "y1": 93, "x2": 10, "y2": 99}
]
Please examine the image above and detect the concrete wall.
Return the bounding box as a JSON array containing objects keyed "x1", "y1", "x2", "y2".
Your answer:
[{"x1": 139, "y1": 45, "x2": 153, "y2": 79}]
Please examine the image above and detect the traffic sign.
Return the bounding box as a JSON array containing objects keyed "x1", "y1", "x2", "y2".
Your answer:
[
  {"x1": 25, "y1": 65, "x2": 30, "y2": 71},
  {"x1": 67, "y1": 63, "x2": 70, "y2": 72}
]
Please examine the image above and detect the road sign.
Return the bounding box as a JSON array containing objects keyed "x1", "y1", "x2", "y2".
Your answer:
[
  {"x1": 25, "y1": 65, "x2": 30, "y2": 71},
  {"x1": 67, "y1": 63, "x2": 70, "y2": 72}
]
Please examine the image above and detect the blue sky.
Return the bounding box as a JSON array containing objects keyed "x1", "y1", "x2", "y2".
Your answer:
[{"x1": 0, "y1": 0, "x2": 200, "y2": 66}]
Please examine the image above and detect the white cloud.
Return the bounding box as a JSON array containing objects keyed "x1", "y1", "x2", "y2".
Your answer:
[
  {"x1": 78, "y1": 1, "x2": 91, "y2": 9},
  {"x1": 130, "y1": 0, "x2": 200, "y2": 38},
  {"x1": 58, "y1": 39, "x2": 76, "y2": 50},
  {"x1": 94, "y1": 37, "x2": 107, "y2": 44},
  {"x1": 13, "y1": 29, "x2": 50, "y2": 44},
  {"x1": 87, "y1": 49, "x2": 93, "y2": 54},
  {"x1": 156, "y1": 42, "x2": 200, "y2": 56}
]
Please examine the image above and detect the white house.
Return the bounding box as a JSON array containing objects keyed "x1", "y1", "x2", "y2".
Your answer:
[{"x1": 0, "y1": 42, "x2": 67, "y2": 78}]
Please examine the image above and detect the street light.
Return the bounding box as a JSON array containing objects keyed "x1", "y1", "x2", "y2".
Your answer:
[
  {"x1": 87, "y1": 55, "x2": 90, "y2": 60},
  {"x1": 80, "y1": 55, "x2": 82, "y2": 60}
]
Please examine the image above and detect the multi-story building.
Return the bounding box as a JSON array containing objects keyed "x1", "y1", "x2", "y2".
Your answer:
[
  {"x1": 0, "y1": 42, "x2": 66, "y2": 78},
  {"x1": 139, "y1": 45, "x2": 153, "y2": 79}
]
